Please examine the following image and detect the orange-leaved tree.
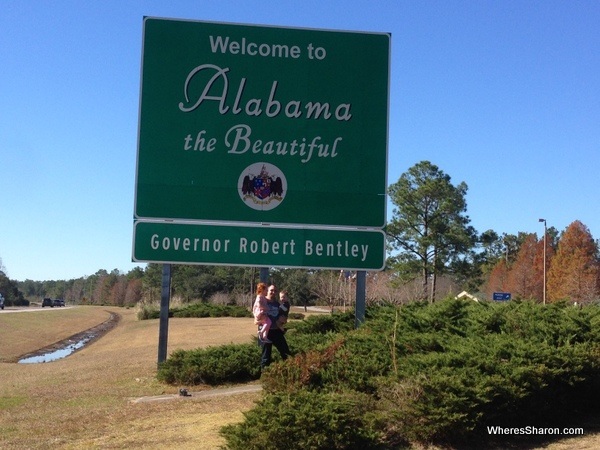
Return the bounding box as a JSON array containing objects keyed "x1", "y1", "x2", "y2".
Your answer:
[
  {"x1": 547, "y1": 220, "x2": 599, "y2": 303},
  {"x1": 506, "y1": 233, "x2": 540, "y2": 300},
  {"x1": 486, "y1": 259, "x2": 510, "y2": 300}
]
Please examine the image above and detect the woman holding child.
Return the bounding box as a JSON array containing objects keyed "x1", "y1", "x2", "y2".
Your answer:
[{"x1": 252, "y1": 283, "x2": 292, "y2": 370}]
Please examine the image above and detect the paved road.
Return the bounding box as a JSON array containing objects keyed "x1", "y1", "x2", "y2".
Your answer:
[{"x1": 0, "y1": 306, "x2": 73, "y2": 313}]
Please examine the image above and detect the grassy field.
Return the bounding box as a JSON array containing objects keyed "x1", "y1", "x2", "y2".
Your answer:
[
  {"x1": 1, "y1": 305, "x2": 598, "y2": 449},
  {"x1": 0, "y1": 306, "x2": 260, "y2": 449}
]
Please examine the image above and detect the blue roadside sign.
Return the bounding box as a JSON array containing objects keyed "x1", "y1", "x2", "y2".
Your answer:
[{"x1": 493, "y1": 292, "x2": 511, "y2": 301}]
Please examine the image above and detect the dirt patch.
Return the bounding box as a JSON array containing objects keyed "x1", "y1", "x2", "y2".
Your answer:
[{"x1": 13, "y1": 311, "x2": 121, "y2": 363}]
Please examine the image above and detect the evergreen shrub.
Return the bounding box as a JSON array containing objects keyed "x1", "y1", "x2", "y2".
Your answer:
[
  {"x1": 220, "y1": 390, "x2": 384, "y2": 450},
  {"x1": 171, "y1": 303, "x2": 251, "y2": 318},
  {"x1": 287, "y1": 310, "x2": 354, "y2": 335},
  {"x1": 288, "y1": 312, "x2": 305, "y2": 320},
  {"x1": 222, "y1": 299, "x2": 600, "y2": 448},
  {"x1": 157, "y1": 313, "x2": 352, "y2": 387},
  {"x1": 137, "y1": 302, "x2": 252, "y2": 320},
  {"x1": 157, "y1": 343, "x2": 261, "y2": 385}
]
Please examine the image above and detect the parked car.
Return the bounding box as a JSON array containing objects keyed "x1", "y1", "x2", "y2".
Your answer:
[
  {"x1": 42, "y1": 298, "x2": 53, "y2": 307},
  {"x1": 53, "y1": 299, "x2": 65, "y2": 307}
]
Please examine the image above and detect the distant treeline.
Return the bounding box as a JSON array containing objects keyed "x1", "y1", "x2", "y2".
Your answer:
[
  {"x1": 1, "y1": 270, "x2": 27, "y2": 306},
  {"x1": 13, "y1": 264, "x2": 461, "y2": 309},
  {"x1": 15, "y1": 265, "x2": 319, "y2": 308}
]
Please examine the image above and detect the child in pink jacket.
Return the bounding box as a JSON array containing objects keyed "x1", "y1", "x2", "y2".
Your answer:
[{"x1": 252, "y1": 283, "x2": 272, "y2": 343}]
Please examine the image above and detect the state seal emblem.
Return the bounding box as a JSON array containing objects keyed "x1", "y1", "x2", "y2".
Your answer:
[{"x1": 238, "y1": 162, "x2": 287, "y2": 211}]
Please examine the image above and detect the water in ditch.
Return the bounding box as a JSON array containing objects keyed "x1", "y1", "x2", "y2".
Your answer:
[{"x1": 18, "y1": 335, "x2": 95, "y2": 364}]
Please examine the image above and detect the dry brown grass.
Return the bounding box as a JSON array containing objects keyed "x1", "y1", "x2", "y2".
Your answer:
[
  {"x1": 0, "y1": 307, "x2": 117, "y2": 362},
  {"x1": 0, "y1": 306, "x2": 260, "y2": 449}
]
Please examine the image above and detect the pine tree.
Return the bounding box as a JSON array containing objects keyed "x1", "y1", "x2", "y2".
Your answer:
[{"x1": 387, "y1": 161, "x2": 476, "y2": 302}]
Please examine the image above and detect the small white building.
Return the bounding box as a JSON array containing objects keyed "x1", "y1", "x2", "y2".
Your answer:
[{"x1": 455, "y1": 291, "x2": 479, "y2": 302}]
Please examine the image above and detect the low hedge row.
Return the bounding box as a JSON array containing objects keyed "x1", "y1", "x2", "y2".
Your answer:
[
  {"x1": 156, "y1": 310, "x2": 353, "y2": 386},
  {"x1": 158, "y1": 344, "x2": 261, "y2": 385},
  {"x1": 139, "y1": 303, "x2": 306, "y2": 321},
  {"x1": 138, "y1": 302, "x2": 252, "y2": 320}
]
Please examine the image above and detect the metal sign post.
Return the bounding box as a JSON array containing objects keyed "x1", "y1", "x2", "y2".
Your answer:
[
  {"x1": 259, "y1": 267, "x2": 269, "y2": 284},
  {"x1": 355, "y1": 271, "x2": 366, "y2": 328},
  {"x1": 157, "y1": 264, "x2": 172, "y2": 366}
]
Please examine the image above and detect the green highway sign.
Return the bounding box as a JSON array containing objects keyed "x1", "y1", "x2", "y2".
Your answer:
[
  {"x1": 135, "y1": 18, "x2": 390, "y2": 229},
  {"x1": 133, "y1": 221, "x2": 386, "y2": 270}
]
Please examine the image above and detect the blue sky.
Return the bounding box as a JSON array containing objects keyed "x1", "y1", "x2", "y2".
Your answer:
[{"x1": 1, "y1": 1, "x2": 599, "y2": 281}]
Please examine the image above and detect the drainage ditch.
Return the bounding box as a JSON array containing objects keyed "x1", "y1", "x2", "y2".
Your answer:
[{"x1": 17, "y1": 311, "x2": 120, "y2": 364}]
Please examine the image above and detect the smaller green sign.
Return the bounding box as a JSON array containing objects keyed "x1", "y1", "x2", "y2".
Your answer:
[{"x1": 133, "y1": 221, "x2": 385, "y2": 270}]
